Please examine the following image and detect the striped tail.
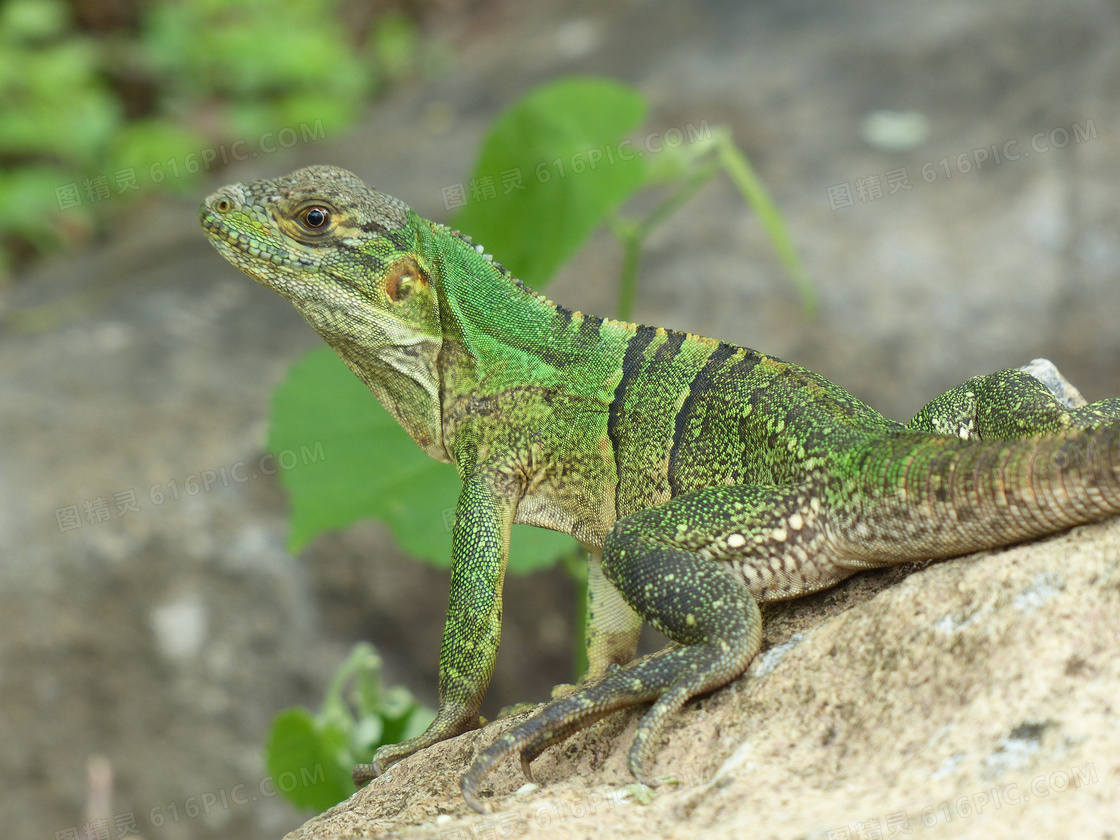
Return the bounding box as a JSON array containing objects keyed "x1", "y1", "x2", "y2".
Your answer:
[{"x1": 839, "y1": 421, "x2": 1120, "y2": 563}]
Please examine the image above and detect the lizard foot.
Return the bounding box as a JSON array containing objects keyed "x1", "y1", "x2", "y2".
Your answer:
[
  {"x1": 460, "y1": 638, "x2": 754, "y2": 812},
  {"x1": 355, "y1": 709, "x2": 482, "y2": 786}
]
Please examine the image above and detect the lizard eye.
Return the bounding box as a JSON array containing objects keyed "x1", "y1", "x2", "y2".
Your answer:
[{"x1": 300, "y1": 206, "x2": 331, "y2": 229}]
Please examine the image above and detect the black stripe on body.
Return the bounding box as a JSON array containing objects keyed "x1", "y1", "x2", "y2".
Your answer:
[
  {"x1": 553, "y1": 304, "x2": 575, "y2": 330},
  {"x1": 608, "y1": 325, "x2": 660, "y2": 517},
  {"x1": 654, "y1": 329, "x2": 687, "y2": 363},
  {"x1": 384, "y1": 230, "x2": 410, "y2": 251},
  {"x1": 667, "y1": 342, "x2": 739, "y2": 496},
  {"x1": 578, "y1": 313, "x2": 604, "y2": 343}
]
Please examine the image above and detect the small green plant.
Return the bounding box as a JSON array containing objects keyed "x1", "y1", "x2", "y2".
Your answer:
[{"x1": 265, "y1": 643, "x2": 433, "y2": 812}]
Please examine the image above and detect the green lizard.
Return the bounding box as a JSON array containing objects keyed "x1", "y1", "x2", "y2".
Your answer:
[{"x1": 200, "y1": 165, "x2": 1120, "y2": 812}]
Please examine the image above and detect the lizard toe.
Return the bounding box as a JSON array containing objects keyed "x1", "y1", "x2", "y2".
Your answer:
[{"x1": 352, "y1": 763, "x2": 377, "y2": 786}]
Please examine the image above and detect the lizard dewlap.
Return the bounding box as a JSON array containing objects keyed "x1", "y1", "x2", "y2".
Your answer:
[{"x1": 201, "y1": 165, "x2": 1120, "y2": 813}]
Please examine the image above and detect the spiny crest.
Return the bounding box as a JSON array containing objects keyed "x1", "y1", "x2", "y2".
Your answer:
[
  {"x1": 436, "y1": 223, "x2": 528, "y2": 292},
  {"x1": 432, "y1": 221, "x2": 632, "y2": 336}
]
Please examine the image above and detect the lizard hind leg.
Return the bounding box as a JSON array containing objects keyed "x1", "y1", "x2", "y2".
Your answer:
[
  {"x1": 583, "y1": 549, "x2": 644, "y2": 681},
  {"x1": 600, "y1": 516, "x2": 764, "y2": 782},
  {"x1": 460, "y1": 517, "x2": 764, "y2": 811},
  {"x1": 1011, "y1": 359, "x2": 1120, "y2": 427}
]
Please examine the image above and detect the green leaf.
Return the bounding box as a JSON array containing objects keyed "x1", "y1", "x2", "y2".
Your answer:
[
  {"x1": 0, "y1": 166, "x2": 78, "y2": 244},
  {"x1": 452, "y1": 76, "x2": 649, "y2": 289},
  {"x1": 268, "y1": 347, "x2": 455, "y2": 557},
  {"x1": 0, "y1": 40, "x2": 120, "y2": 165},
  {"x1": 508, "y1": 523, "x2": 580, "y2": 574},
  {"x1": 265, "y1": 708, "x2": 355, "y2": 812},
  {"x1": 265, "y1": 642, "x2": 436, "y2": 812},
  {"x1": 268, "y1": 348, "x2": 577, "y2": 572}
]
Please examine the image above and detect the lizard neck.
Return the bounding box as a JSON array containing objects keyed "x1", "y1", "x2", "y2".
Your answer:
[
  {"x1": 325, "y1": 327, "x2": 447, "y2": 462},
  {"x1": 420, "y1": 219, "x2": 628, "y2": 407}
]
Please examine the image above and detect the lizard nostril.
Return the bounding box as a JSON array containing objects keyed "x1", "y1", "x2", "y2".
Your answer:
[{"x1": 214, "y1": 197, "x2": 232, "y2": 213}]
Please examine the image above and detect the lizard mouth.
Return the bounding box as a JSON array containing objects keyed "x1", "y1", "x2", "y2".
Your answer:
[
  {"x1": 200, "y1": 208, "x2": 282, "y2": 264},
  {"x1": 199, "y1": 200, "x2": 319, "y2": 271}
]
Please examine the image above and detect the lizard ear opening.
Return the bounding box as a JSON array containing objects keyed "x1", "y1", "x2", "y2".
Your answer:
[{"x1": 385, "y1": 256, "x2": 427, "y2": 302}]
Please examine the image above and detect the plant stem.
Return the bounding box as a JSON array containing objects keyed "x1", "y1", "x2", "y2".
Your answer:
[
  {"x1": 615, "y1": 161, "x2": 720, "y2": 321},
  {"x1": 714, "y1": 131, "x2": 816, "y2": 312},
  {"x1": 322, "y1": 642, "x2": 378, "y2": 721},
  {"x1": 559, "y1": 548, "x2": 590, "y2": 680}
]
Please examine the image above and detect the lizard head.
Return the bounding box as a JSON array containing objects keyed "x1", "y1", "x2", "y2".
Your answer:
[{"x1": 200, "y1": 165, "x2": 448, "y2": 458}]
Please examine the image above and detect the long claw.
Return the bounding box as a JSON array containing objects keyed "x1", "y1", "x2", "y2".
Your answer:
[
  {"x1": 519, "y1": 752, "x2": 535, "y2": 782},
  {"x1": 457, "y1": 671, "x2": 663, "y2": 811}
]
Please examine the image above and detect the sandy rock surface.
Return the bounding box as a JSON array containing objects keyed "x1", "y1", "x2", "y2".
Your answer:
[{"x1": 286, "y1": 520, "x2": 1120, "y2": 840}]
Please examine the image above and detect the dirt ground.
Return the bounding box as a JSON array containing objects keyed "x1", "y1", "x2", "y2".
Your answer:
[{"x1": 4, "y1": 1, "x2": 1119, "y2": 839}]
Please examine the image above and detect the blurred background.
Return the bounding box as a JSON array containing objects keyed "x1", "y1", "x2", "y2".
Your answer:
[{"x1": 3, "y1": 1, "x2": 1119, "y2": 838}]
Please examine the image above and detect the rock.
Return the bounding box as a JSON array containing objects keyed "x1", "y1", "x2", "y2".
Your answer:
[{"x1": 285, "y1": 518, "x2": 1120, "y2": 840}]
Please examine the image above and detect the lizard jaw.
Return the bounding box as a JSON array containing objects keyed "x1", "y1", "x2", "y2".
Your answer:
[{"x1": 199, "y1": 192, "x2": 321, "y2": 295}]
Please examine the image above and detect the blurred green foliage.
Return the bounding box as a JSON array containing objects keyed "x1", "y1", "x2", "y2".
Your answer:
[{"x1": 0, "y1": 0, "x2": 426, "y2": 280}]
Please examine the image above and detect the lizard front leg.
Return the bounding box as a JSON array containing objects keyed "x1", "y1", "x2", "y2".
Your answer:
[
  {"x1": 354, "y1": 473, "x2": 515, "y2": 782},
  {"x1": 461, "y1": 483, "x2": 831, "y2": 811}
]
